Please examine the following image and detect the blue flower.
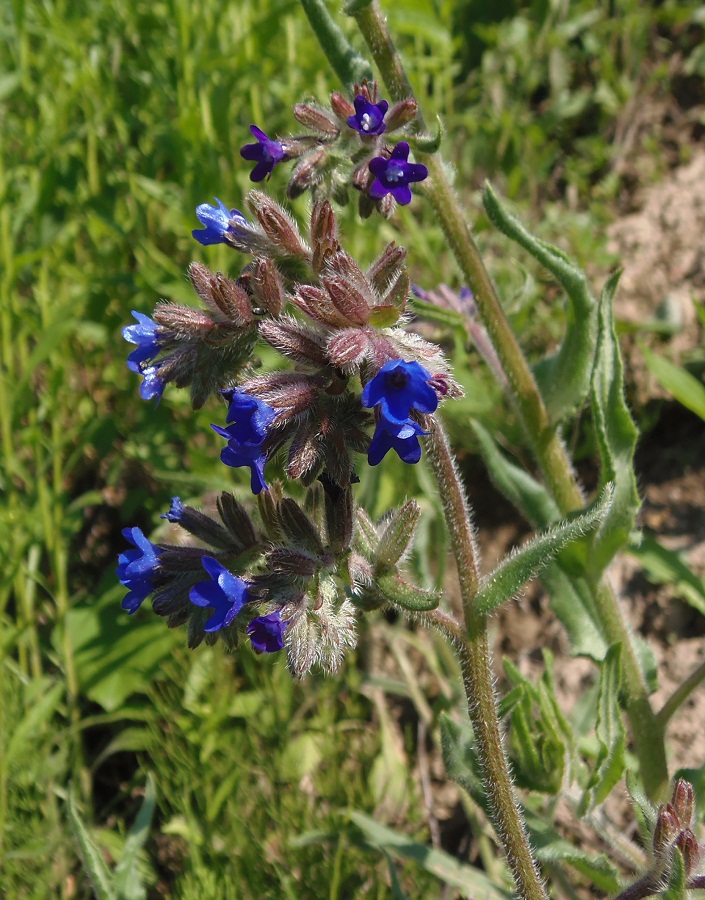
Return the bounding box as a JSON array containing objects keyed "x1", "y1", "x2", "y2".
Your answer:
[
  {"x1": 212, "y1": 391, "x2": 276, "y2": 494},
  {"x1": 240, "y1": 125, "x2": 286, "y2": 182},
  {"x1": 247, "y1": 611, "x2": 288, "y2": 654},
  {"x1": 221, "y1": 389, "x2": 277, "y2": 440},
  {"x1": 189, "y1": 556, "x2": 250, "y2": 632},
  {"x1": 192, "y1": 198, "x2": 249, "y2": 246},
  {"x1": 161, "y1": 496, "x2": 184, "y2": 523},
  {"x1": 123, "y1": 312, "x2": 166, "y2": 402},
  {"x1": 368, "y1": 419, "x2": 428, "y2": 466},
  {"x1": 117, "y1": 527, "x2": 163, "y2": 614},
  {"x1": 368, "y1": 142, "x2": 428, "y2": 206},
  {"x1": 362, "y1": 359, "x2": 438, "y2": 428},
  {"x1": 347, "y1": 95, "x2": 388, "y2": 136}
]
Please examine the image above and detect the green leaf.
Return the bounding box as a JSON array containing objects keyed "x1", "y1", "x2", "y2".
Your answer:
[
  {"x1": 375, "y1": 571, "x2": 441, "y2": 612},
  {"x1": 471, "y1": 420, "x2": 561, "y2": 529},
  {"x1": 641, "y1": 343, "x2": 705, "y2": 421},
  {"x1": 482, "y1": 182, "x2": 597, "y2": 421},
  {"x1": 407, "y1": 295, "x2": 467, "y2": 333},
  {"x1": 112, "y1": 774, "x2": 157, "y2": 900},
  {"x1": 541, "y1": 565, "x2": 607, "y2": 660},
  {"x1": 439, "y1": 714, "x2": 488, "y2": 813},
  {"x1": 663, "y1": 847, "x2": 686, "y2": 900},
  {"x1": 407, "y1": 116, "x2": 443, "y2": 154},
  {"x1": 347, "y1": 811, "x2": 512, "y2": 899},
  {"x1": 67, "y1": 789, "x2": 116, "y2": 900},
  {"x1": 580, "y1": 643, "x2": 626, "y2": 813},
  {"x1": 376, "y1": 500, "x2": 421, "y2": 568},
  {"x1": 589, "y1": 271, "x2": 640, "y2": 578},
  {"x1": 474, "y1": 485, "x2": 613, "y2": 615},
  {"x1": 629, "y1": 534, "x2": 705, "y2": 616}
]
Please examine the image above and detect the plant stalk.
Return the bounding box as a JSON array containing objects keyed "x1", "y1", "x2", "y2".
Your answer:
[
  {"x1": 345, "y1": 0, "x2": 668, "y2": 801},
  {"x1": 426, "y1": 420, "x2": 547, "y2": 900}
]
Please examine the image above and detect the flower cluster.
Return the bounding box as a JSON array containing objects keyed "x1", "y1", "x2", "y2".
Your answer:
[{"x1": 232, "y1": 80, "x2": 427, "y2": 217}]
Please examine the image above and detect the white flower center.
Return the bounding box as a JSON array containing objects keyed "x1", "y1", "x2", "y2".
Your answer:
[
  {"x1": 386, "y1": 163, "x2": 404, "y2": 183},
  {"x1": 361, "y1": 113, "x2": 372, "y2": 132}
]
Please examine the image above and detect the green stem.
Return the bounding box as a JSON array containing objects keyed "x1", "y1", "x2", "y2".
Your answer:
[
  {"x1": 299, "y1": 0, "x2": 372, "y2": 86},
  {"x1": 345, "y1": 0, "x2": 668, "y2": 801},
  {"x1": 426, "y1": 420, "x2": 547, "y2": 900},
  {"x1": 657, "y1": 658, "x2": 705, "y2": 729}
]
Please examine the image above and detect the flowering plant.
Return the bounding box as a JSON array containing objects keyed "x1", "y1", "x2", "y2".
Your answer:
[{"x1": 115, "y1": 2, "x2": 705, "y2": 897}]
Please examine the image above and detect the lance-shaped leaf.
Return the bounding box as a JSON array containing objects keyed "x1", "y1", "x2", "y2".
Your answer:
[
  {"x1": 483, "y1": 182, "x2": 597, "y2": 422},
  {"x1": 589, "y1": 271, "x2": 640, "y2": 578},
  {"x1": 471, "y1": 420, "x2": 560, "y2": 529},
  {"x1": 473, "y1": 485, "x2": 613, "y2": 616},
  {"x1": 579, "y1": 643, "x2": 626, "y2": 814},
  {"x1": 375, "y1": 570, "x2": 441, "y2": 612},
  {"x1": 376, "y1": 499, "x2": 421, "y2": 567},
  {"x1": 542, "y1": 564, "x2": 607, "y2": 661},
  {"x1": 68, "y1": 789, "x2": 116, "y2": 900},
  {"x1": 113, "y1": 774, "x2": 157, "y2": 900}
]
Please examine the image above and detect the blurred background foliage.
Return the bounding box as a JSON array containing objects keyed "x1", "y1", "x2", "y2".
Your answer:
[{"x1": 1, "y1": 0, "x2": 704, "y2": 895}]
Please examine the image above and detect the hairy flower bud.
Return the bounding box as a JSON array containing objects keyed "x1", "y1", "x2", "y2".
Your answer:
[
  {"x1": 188, "y1": 263, "x2": 256, "y2": 327},
  {"x1": 653, "y1": 803, "x2": 682, "y2": 856},
  {"x1": 259, "y1": 317, "x2": 329, "y2": 367},
  {"x1": 293, "y1": 103, "x2": 340, "y2": 137},
  {"x1": 249, "y1": 257, "x2": 285, "y2": 317},
  {"x1": 287, "y1": 148, "x2": 328, "y2": 200},
  {"x1": 310, "y1": 200, "x2": 340, "y2": 273},
  {"x1": 385, "y1": 98, "x2": 419, "y2": 132},
  {"x1": 246, "y1": 191, "x2": 311, "y2": 258},
  {"x1": 672, "y1": 779, "x2": 695, "y2": 828},
  {"x1": 675, "y1": 829, "x2": 700, "y2": 875},
  {"x1": 330, "y1": 91, "x2": 355, "y2": 122}
]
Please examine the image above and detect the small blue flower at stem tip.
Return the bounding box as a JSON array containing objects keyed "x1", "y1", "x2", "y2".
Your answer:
[
  {"x1": 368, "y1": 419, "x2": 428, "y2": 466},
  {"x1": 123, "y1": 311, "x2": 166, "y2": 402},
  {"x1": 117, "y1": 527, "x2": 163, "y2": 614},
  {"x1": 160, "y1": 496, "x2": 184, "y2": 523},
  {"x1": 247, "y1": 611, "x2": 288, "y2": 654},
  {"x1": 192, "y1": 198, "x2": 248, "y2": 246},
  {"x1": 347, "y1": 95, "x2": 388, "y2": 136},
  {"x1": 362, "y1": 359, "x2": 438, "y2": 428},
  {"x1": 368, "y1": 141, "x2": 428, "y2": 206},
  {"x1": 189, "y1": 556, "x2": 250, "y2": 632},
  {"x1": 240, "y1": 125, "x2": 286, "y2": 182}
]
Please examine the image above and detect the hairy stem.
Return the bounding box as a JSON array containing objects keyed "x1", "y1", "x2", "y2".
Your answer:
[
  {"x1": 426, "y1": 419, "x2": 547, "y2": 900},
  {"x1": 345, "y1": 0, "x2": 668, "y2": 801}
]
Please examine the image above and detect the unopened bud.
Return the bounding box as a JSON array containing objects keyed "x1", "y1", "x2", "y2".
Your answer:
[
  {"x1": 153, "y1": 302, "x2": 215, "y2": 337},
  {"x1": 266, "y1": 548, "x2": 318, "y2": 578},
  {"x1": 310, "y1": 200, "x2": 339, "y2": 273},
  {"x1": 293, "y1": 103, "x2": 340, "y2": 137},
  {"x1": 672, "y1": 779, "x2": 695, "y2": 828},
  {"x1": 385, "y1": 98, "x2": 418, "y2": 132},
  {"x1": 330, "y1": 91, "x2": 355, "y2": 121},
  {"x1": 378, "y1": 193, "x2": 395, "y2": 219},
  {"x1": 326, "y1": 329, "x2": 370, "y2": 371},
  {"x1": 367, "y1": 242, "x2": 408, "y2": 296},
  {"x1": 675, "y1": 828, "x2": 700, "y2": 874},
  {"x1": 246, "y1": 191, "x2": 311, "y2": 258},
  {"x1": 352, "y1": 158, "x2": 373, "y2": 192},
  {"x1": 376, "y1": 500, "x2": 421, "y2": 568},
  {"x1": 216, "y1": 492, "x2": 257, "y2": 551},
  {"x1": 278, "y1": 498, "x2": 326, "y2": 556},
  {"x1": 260, "y1": 318, "x2": 329, "y2": 367},
  {"x1": 379, "y1": 268, "x2": 410, "y2": 313},
  {"x1": 287, "y1": 148, "x2": 328, "y2": 200},
  {"x1": 653, "y1": 803, "x2": 682, "y2": 855},
  {"x1": 250, "y1": 258, "x2": 285, "y2": 317}
]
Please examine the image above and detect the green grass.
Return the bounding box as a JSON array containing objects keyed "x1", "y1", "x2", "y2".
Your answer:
[{"x1": 1, "y1": 0, "x2": 704, "y2": 896}]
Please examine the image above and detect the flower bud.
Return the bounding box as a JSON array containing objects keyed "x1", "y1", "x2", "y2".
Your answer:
[
  {"x1": 675, "y1": 828, "x2": 700, "y2": 875},
  {"x1": 293, "y1": 103, "x2": 340, "y2": 137},
  {"x1": 287, "y1": 148, "x2": 328, "y2": 200},
  {"x1": 310, "y1": 200, "x2": 340, "y2": 273},
  {"x1": 367, "y1": 242, "x2": 408, "y2": 296},
  {"x1": 653, "y1": 803, "x2": 682, "y2": 856},
  {"x1": 246, "y1": 191, "x2": 311, "y2": 258},
  {"x1": 249, "y1": 258, "x2": 285, "y2": 317},
  {"x1": 330, "y1": 91, "x2": 355, "y2": 121},
  {"x1": 260, "y1": 317, "x2": 329, "y2": 367},
  {"x1": 671, "y1": 778, "x2": 695, "y2": 828},
  {"x1": 385, "y1": 98, "x2": 418, "y2": 132},
  {"x1": 376, "y1": 499, "x2": 421, "y2": 568}
]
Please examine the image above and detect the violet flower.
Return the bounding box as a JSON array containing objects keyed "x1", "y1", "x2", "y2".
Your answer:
[
  {"x1": 117, "y1": 527, "x2": 163, "y2": 614},
  {"x1": 367, "y1": 420, "x2": 428, "y2": 466},
  {"x1": 247, "y1": 611, "x2": 288, "y2": 653},
  {"x1": 240, "y1": 125, "x2": 286, "y2": 182},
  {"x1": 192, "y1": 198, "x2": 249, "y2": 246},
  {"x1": 189, "y1": 556, "x2": 250, "y2": 632},
  {"x1": 368, "y1": 142, "x2": 428, "y2": 206},
  {"x1": 347, "y1": 95, "x2": 388, "y2": 136},
  {"x1": 211, "y1": 391, "x2": 277, "y2": 494},
  {"x1": 362, "y1": 359, "x2": 438, "y2": 429}
]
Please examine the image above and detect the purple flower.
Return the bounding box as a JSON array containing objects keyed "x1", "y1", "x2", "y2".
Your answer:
[
  {"x1": 221, "y1": 389, "x2": 277, "y2": 441},
  {"x1": 123, "y1": 312, "x2": 166, "y2": 402},
  {"x1": 240, "y1": 125, "x2": 286, "y2": 182},
  {"x1": 117, "y1": 527, "x2": 162, "y2": 614},
  {"x1": 347, "y1": 95, "x2": 388, "y2": 136},
  {"x1": 368, "y1": 419, "x2": 428, "y2": 466},
  {"x1": 362, "y1": 359, "x2": 438, "y2": 428},
  {"x1": 192, "y1": 198, "x2": 248, "y2": 246},
  {"x1": 189, "y1": 556, "x2": 250, "y2": 632},
  {"x1": 368, "y1": 142, "x2": 428, "y2": 206},
  {"x1": 247, "y1": 611, "x2": 288, "y2": 653},
  {"x1": 161, "y1": 497, "x2": 184, "y2": 523}
]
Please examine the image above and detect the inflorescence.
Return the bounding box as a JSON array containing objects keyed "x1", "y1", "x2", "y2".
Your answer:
[{"x1": 118, "y1": 82, "x2": 456, "y2": 675}]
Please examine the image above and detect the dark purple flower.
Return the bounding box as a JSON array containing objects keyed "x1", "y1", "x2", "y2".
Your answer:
[
  {"x1": 368, "y1": 142, "x2": 428, "y2": 206},
  {"x1": 192, "y1": 198, "x2": 248, "y2": 246},
  {"x1": 240, "y1": 125, "x2": 286, "y2": 182},
  {"x1": 362, "y1": 359, "x2": 438, "y2": 428},
  {"x1": 189, "y1": 556, "x2": 250, "y2": 632},
  {"x1": 247, "y1": 611, "x2": 288, "y2": 654},
  {"x1": 368, "y1": 419, "x2": 427, "y2": 466},
  {"x1": 221, "y1": 389, "x2": 277, "y2": 441},
  {"x1": 347, "y1": 95, "x2": 388, "y2": 136},
  {"x1": 161, "y1": 497, "x2": 184, "y2": 523},
  {"x1": 117, "y1": 527, "x2": 162, "y2": 614},
  {"x1": 123, "y1": 312, "x2": 166, "y2": 402}
]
